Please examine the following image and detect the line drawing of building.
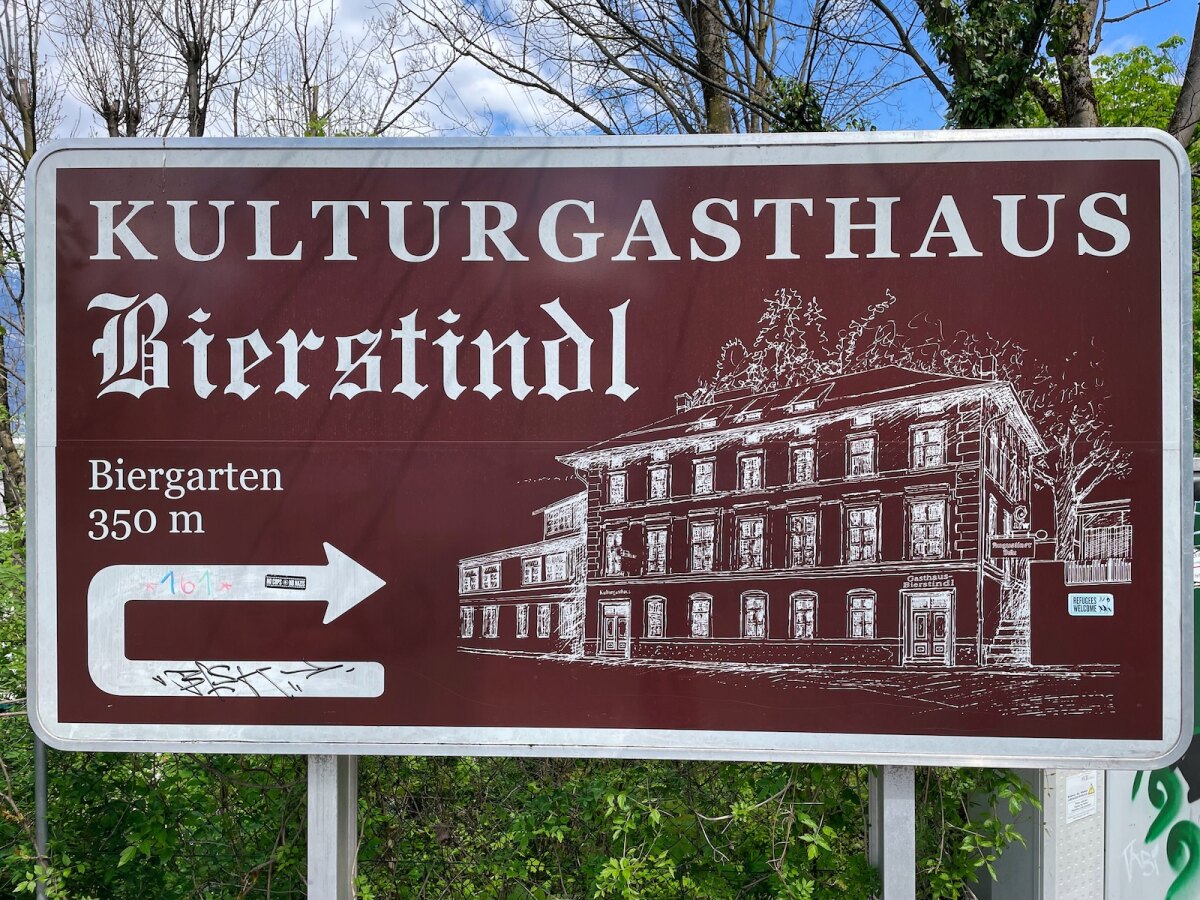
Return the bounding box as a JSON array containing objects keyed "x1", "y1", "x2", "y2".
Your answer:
[
  {"x1": 453, "y1": 362, "x2": 1120, "y2": 672},
  {"x1": 457, "y1": 492, "x2": 588, "y2": 655}
]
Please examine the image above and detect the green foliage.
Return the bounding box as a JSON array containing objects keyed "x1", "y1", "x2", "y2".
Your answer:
[
  {"x1": 916, "y1": 768, "x2": 1038, "y2": 899},
  {"x1": 1091, "y1": 36, "x2": 1187, "y2": 129},
  {"x1": 1018, "y1": 37, "x2": 1187, "y2": 129},
  {"x1": 922, "y1": 0, "x2": 1052, "y2": 128},
  {"x1": 0, "y1": 516, "x2": 24, "y2": 704},
  {"x1": 769, "y1": 78, "x2": 827, "y2": 133}
]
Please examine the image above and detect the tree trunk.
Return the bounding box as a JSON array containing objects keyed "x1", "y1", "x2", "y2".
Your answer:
[
  {"x1": 693, "y1": 0, "x2": 731, "y2": 133},
  {"x1": 1055, "y1": 490, "x2": 1078, "y2": 562},
  {"x1": 1168, "y1": 5, "x2": 1200, "y2": 148},
  {"x1": 1055, "y1": 0, "x2": 1100, "y2": 128},
  {"x1": 100, "y1": 99, "x2": 121, "y2": 137},
  {"x1": 186, "y1": 39, "x2": 203, "y2": 136}
]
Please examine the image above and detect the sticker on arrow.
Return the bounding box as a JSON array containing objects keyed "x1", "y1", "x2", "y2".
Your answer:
[{"x1": 87, "y1": 543, "x2": 386, "y2": 698}]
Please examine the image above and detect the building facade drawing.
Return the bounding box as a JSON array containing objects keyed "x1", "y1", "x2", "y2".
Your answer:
[
  {"x1": 457, "y1": 492, "x2": 588, "y2": 654},
  {"x1": 459, "y1": 366, "x2": 1055, "y2": 668}
]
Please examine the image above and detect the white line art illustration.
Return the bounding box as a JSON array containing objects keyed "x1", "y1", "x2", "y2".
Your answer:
[
  {"x1": 455, "y1": 289, "x2": 1133, "y2": 708},
  {"x1": 88, "y1": 543, "x2": 386, "y2": 698}
]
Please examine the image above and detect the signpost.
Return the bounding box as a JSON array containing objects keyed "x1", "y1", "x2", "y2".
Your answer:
[{"x1": 25, "y1": 132, "x2": 1192, "y2": 894}]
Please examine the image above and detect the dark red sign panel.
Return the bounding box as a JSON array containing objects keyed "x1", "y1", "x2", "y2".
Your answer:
[{"x1": 28, "y1": 135, "x2": 1192, "y2": 765}]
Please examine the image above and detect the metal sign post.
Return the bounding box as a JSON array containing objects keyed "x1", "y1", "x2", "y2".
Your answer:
[
  {"x1": 868, "y1": 766, "x2": 916, "y2": 900},
  {"x1": 33, "y1": 733, "x2": 46, "y2": 900},
  {"x1": 307, "y1": 755, "x2": 357, "y2": 900}
]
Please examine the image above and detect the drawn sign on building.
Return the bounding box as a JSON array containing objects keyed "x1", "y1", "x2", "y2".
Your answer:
[
  {"x1": 27, "y1": 134, "x2": 1191, "y2": 764},
  {"x1": 990, "y1": 536, "x2": 1037, "y2": 559}
]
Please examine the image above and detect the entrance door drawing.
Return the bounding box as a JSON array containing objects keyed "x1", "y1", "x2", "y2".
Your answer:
[
  {"x1": 599, "y1": 601, "x2": 631, "y2": 657},
  {"x1": 903, "y1": 591, "x2": 954, "y2": 665}
]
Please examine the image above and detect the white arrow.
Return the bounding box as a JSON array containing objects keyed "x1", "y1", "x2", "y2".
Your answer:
[{"x1": 87, "y1": 543, "x2": 386, "y2": 698}]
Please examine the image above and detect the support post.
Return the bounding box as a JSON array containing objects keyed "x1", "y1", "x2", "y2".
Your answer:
[
  {"x1": 33, "y1": 734, "x2": 47, "y2": 900},
  {"x1": 868, "y1": 765, "x2": 916, "y2": 900},
  {"x1": 307, "y1": 755, "x2": 358, "y2": 900}
]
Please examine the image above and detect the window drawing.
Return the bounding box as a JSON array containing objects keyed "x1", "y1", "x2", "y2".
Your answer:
[
  {"x1": 792, "y1": 445, "x2": 816, "y2": 483},
  {"x1": 848, "y1": 591, "x2": 876, "y2": 638},
  {"x1": 787, "y1": 512, "x2": 818, "y2": 567},
  {"x1": 909, "y1": 499, "x2": 947, "y2": 559},
  {"x1": 846, "y1": 506, "x2": 879, "y2": 563},
  {"x1": 459, "y1": 607, "x2": 474, "y2": 638},
  {"x1": 911, "y1": 424, "x2": 946, "y2": 469},
  {"x1": 543, "y1": 502, "x2": 579, "y2": 537},
  {"x1": 646, "y1": 526, "x2": 668, "y2": 575},
  {"x1": 648, "y1": 465, "x2": 670, "y2": 500},
  {"x1": 559, "y1": 602, "x2": 582, "y2": 638},
  {"x1": 482, "y1": 605, "x2": 499, "y2": 639},
  {"x1": 460, "y1": 566, "x2": 479, "y2": 593},
  {"x1": 689, "y1": 594, "x2": 712, "y2": 638},
  {"x1": 481, "y1": 562, "x2": 500, "y2": 590},
  {"x1": 1069, "y1": 502, "x2": 1133, "y2": 584},
  {"x1": 693, "y1": 459, "x2": 715, "y2": 494},
  {"x1": 689, "y1": 521, "x2": 716, "y2": 571},
  {"x1": 738, "y1": 452, "x2": 763, "y2": 490},
  {"x1": 608, "y1": 472, "x2": 627, "y2": 504},
  {"x1": 515, "y1": 604, "x2": 529, "y2": 638},
  {"x1": 604, "y1": 529, "x2": 624, "y2": 576},
  {"x1": 848, "y1": 435, "x2": 876, "y2": 477},
  {"x1": 742, "y1": 591, "x2": 767, "y2": 638},
  {"x1": 545, "y1": 551, "x2": 568, "y2": 582},
  {"x1": 790, "y1": 592, "x2": 816, "y2": 639},
  {"x1": 646, "y1": 597, "x2": 666, "y2": 638},
  {"x1": 735, "y1": 515, "x2": 765, "y2": 569},
  {"x1": 522, "y1": 556, "x2": 543, "y2": 585},
  {"x1": 536, "y1": 603, "x2": 551, "y2": 638}
]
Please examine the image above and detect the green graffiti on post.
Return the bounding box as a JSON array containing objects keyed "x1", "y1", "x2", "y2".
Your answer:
[
  {"x1": 1166, "y1": 820, "x2": 1200, "y2": 900},
  {"x1": 1147, "y1": 770, "x2": 1186, "y2": 843},
  {"x1": 1134, "y1": 766, "x2": 1200, "y2": 899}
]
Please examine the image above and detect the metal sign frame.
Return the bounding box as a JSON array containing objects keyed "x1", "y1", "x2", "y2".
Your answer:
[{"x1": 27, "y1": 130, "x2": 1193, "y2": 766}]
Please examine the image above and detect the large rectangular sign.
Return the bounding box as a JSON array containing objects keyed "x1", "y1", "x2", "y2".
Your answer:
[{"x1": 28, "y1": 132, "x2": 1192, "y2": 765}]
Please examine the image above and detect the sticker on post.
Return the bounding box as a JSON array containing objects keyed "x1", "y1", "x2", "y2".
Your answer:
[
  {"x1": 1068, "y1": 593, "x2": 1114, "y2": 616},
  {"x1": 1065, "y1": 770, "x2": 1098, "y2": 823}
]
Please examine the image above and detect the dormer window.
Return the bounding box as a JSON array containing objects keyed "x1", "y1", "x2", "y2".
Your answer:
[
  {"x1": 786, "y1": 399, "x2": 817, "y2": 414},
  {"x1": 690, "y1": 417, "x2": 718, "y2": 431},
  {"x1": 734, "y1": 409, "x2": 763, "y2": 423}
]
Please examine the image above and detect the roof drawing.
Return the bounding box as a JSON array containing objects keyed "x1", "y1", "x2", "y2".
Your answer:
[{"x1": 560, "y1": 366, "x2": 1043, "y2": 461}]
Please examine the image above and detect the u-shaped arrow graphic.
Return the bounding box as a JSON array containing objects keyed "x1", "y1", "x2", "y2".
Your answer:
[{"x1": 87, "y1": 543, "x2": 387, "y2": 698}]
